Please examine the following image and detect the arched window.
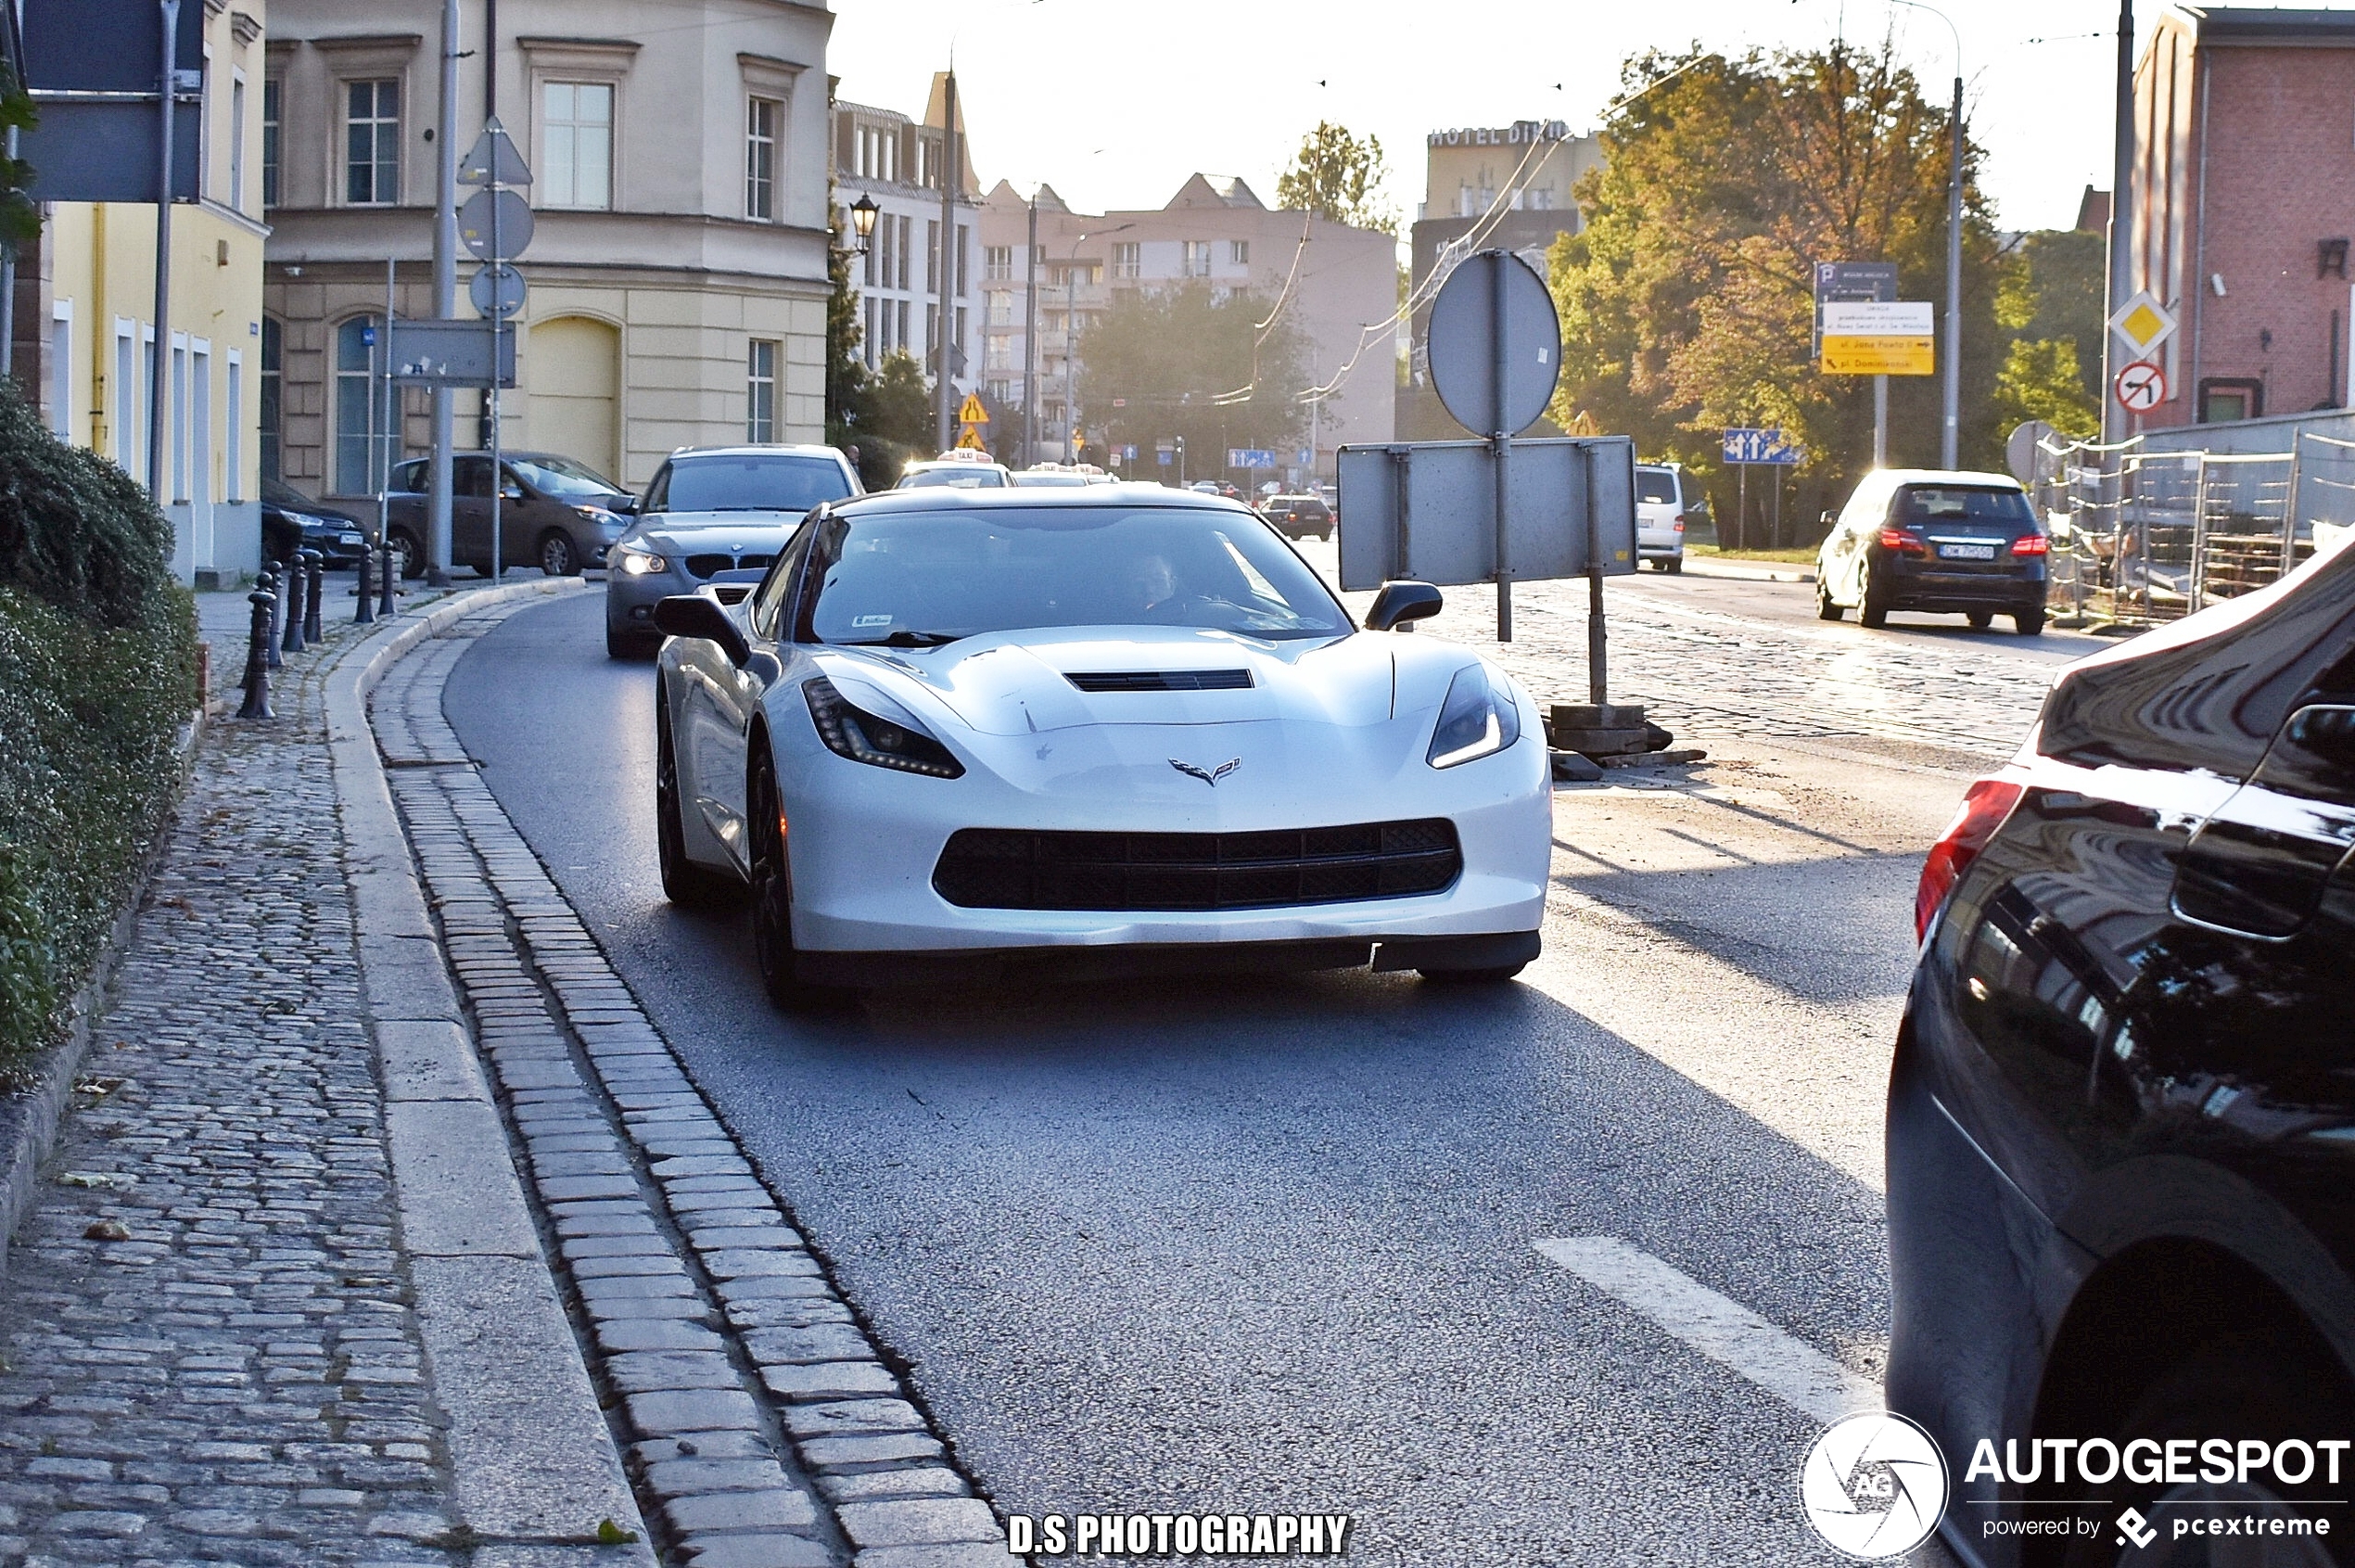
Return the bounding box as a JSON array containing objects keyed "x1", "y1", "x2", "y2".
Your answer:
[{"x1": 333, "y1": 314, "x2": 381, "y2": 494}]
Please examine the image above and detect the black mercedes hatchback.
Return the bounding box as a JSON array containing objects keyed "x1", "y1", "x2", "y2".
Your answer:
[
  {"x1": 1890, "y1": 537, "x2": 2355, "y2": 1565},
  {"x1": 1818, "y1": 469, "x2": 2051, "y2": 634}
]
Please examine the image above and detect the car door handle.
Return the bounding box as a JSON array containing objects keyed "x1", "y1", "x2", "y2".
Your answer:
[{"x1": 2171, "y1": 704, "x2": 2355, "y2": 939}]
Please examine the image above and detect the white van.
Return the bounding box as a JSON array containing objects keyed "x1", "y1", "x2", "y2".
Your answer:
[{"x1": 1635, "y1": 463, "x2": 1699, "y2": 571}]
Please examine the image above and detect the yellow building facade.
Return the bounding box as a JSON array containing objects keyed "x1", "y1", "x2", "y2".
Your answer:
[{"x1": 27, "y1": 1, "x2": 269, "y2": 585}]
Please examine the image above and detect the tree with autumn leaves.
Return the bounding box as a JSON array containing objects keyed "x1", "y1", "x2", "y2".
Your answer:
[{"x1": 1548, "y1": 43, "x2": 2061, "y2": 533}]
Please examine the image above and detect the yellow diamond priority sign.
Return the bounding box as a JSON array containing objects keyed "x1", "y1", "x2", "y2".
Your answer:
[{"x1": 2107, "y1": 289, "x2": 2178, "y2": 356}]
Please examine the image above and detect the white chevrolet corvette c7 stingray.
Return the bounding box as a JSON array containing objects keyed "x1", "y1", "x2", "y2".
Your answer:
[{"x1": 649, "y1": 487, "x2": 1551, "y2": 1007}]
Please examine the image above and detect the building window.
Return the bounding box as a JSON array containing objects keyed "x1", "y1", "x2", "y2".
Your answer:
[
  {"x1": 745, "y1": 96, "x2": 778, "y2": 220},
  {"x1": 986, "y1": 290, "x2": 1013, "y2": 326},
  {"x1": 863, "y1": 208, "x2": 880, "y2": 287},
  {"x1": 230, "y1": 73, "x2": 248, "y2": 210},
  {"x1": 2198, "y1": 377, "x2": 2263, "y2": 425},
  {"x1": 956, "y1": 223, "x2": 968, "y2": 296},
  {"x1": 542, "y1": 82, "x2": 613, "y2": 210},
  {"x1": 1528, "y1": 186, "x2": 1553, "y2": 211},
  {"x1": 1183, "y1": 241, "x2": 1211, "y2": 276},
  {"x1": 985, "y1": 336, "x2": 1012, "y2": 371},
  {"x1": 171, "y1": 338, "x2": 187, "y2": 499},
  {"x1": 345, "y1": 79, "x2": 400, "y2": 205},
  {"x1": 1229, "y1": 239, "x2": 1248, "y2": 265},
  {"x1": 987, "y1": 378, "x2": 1011, "y2": 404},
  {"x1": 926, "y1": 219, "x2": 937, "y2": 293},
  {"x1": 260, "y1": 316, "x2": 282, "y2": 483},
  {"x1": 984, "y1": 245, "x2": 1012, "y2": 282},
  {"x1": 225, "y1": 352, "x2": 244, "y2": 501},
  {"x1": 747, "y1": 338, "x2": 778, "y2": 442},
  {"x1": 261, "y1": 79, "x2": 280, "y2": 207},
  {"x1": 49, "y1": 303, "x2": 71, "y2": 442},
  {"x1": 897, "y1": 215, "x2": 911, "y2": 290},
  {"x1": 896, "y1": 300, "x2": 910, "y2": 354},
  {"x1": 112, "y1": 324, "x2": 135, "y2": 471},
  {"x1": 334, "y1": 315, "x2": 381, "y2": 494},
  {"x1": 1113, "y1": 241, "x2": 1140, "y2": 280}
]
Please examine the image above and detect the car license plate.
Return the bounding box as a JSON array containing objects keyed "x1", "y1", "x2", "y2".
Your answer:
[
  {"x1": 1939, "y1": 542, "x2": 1996, "y2": 561},
  {"x1": 340, "y1": 533, "x2": 363, "y2": 545}
]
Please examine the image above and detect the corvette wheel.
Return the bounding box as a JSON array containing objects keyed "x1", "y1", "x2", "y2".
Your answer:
[
  {"x1": 656, "y1": 693, "x2": 741, "y2": 911},
  {"x1": 747, "y1": 754, "x2": 848, "y2": 1013}
]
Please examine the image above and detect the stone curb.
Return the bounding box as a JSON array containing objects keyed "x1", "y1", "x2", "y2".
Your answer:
[
  {"x1": 366, "y1": 599, "x2": 1016, "y2": 1568},
  {"x1": 0, "y1": 706, "x2": 205, "y2": 1293},
  {"x1": 322, "y1": 576, "x2": 660, "y2": 1562},
  {"x1": 1677, "y1": 555, "x2": 1817, "y2": 584}
]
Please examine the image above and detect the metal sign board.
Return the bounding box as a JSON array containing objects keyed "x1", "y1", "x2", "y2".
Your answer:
[
  {"x1": 1335, "y1": 438, "x2": 1637, "y2": 592},
  {"x1": 2107, "y1": 289, "x2": 2177, "y2": 355},
  {"x1": 957, "y1": 392, "x2": 989, "y2": 425},
  {"x1": 458, "y1": 188, "x2": 534, "y2": 261},
  {"x1": 1427, "y1": 249, "x2": 1560, "y2": 438},
  {"x1": 20, "y1": 99, "x2": 201, "y2": 203},
  {"x1": 1822, "y1": 302, "x2": 1936, "y2": 376},
  {"x1": 22, "y1": 0, "x2": 203, "y2": 92},
  {"x1": 1813, "y1": 261, "x2": 1898, "y2": 355},
  {"x1": 1228, "y1": 448, "x2": 1277, "y2": 469},
  {"x1": 2113, "y1": 358, "x2": 2168, "y2": 413},
  {"x1": 389, "y1": 320, "x2": 516, "y2": 389},
  {"x1": 1723, "y1": 427, "x2": 1803, "y2": 465},
  {"x1": 1823, "y1": 301, "x2": 1933, "y2": 337},
  {"x1": 456, "y1": 120, "x2": 534, "y2": 187},
  {"x1": 468, "y1": 263, "x2": 528, "y2": 320}
]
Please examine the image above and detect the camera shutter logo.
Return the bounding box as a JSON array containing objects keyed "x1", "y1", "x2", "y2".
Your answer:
[{"x1": 1799, "y1": 1411, "x2": 1950, "y2": 1560}]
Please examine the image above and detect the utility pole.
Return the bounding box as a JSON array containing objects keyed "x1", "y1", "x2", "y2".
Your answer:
[
  {"x1": 933, "y1": 70, "x2": 958, "y2": 455},
  {"x1": 427, "y1": 0, "x2": 458, "y2": 585},
  {"x1": 148, "y1": 0, "x2": 180, "y2": 503},
  {"x1": 1022, "y1": 195, "x2": 1038, "y2": 465},
  {"x1": 1940, "y1": 68, "x2": 1963, "y2": 468},
  {"x1": 2103, "y1": 0, "x2": 2135, "y2": 447}
]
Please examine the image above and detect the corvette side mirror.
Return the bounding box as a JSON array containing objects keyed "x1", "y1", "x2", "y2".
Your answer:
[
  {"x1": 652, "y1": 594, "x2": 751, "y2": 667},
  {"x1": 1365, "y1": 580, "x2": 1443, "y2": 632}
]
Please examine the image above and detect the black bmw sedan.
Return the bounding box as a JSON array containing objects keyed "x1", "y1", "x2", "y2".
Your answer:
[{"x1": 1890, "y1": 537, "x2": 2355, "y2": 1564}]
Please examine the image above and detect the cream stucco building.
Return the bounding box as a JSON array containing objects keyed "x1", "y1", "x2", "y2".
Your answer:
[
  {"x1": 14, "y1": 1, "x2": 271, "y2": 584},
  {"x1": 264, "y1": 0, "x2": 834, "y2": 502}
]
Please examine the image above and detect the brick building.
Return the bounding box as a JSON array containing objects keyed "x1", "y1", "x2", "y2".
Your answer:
[{"x1": 2130, "y1": 6, "x2": 2355, "y2": 429}]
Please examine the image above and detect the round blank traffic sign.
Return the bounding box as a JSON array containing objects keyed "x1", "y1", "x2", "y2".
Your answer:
[
  {"x1": 469, "y1": 263, "x2": 527, "y2": 320},
  {"x1": 2113, "y1": 358, "x2": 2168, "y2": 414},
  {"x1": 1427, "y1": 249, "x2": 1561, "y2": 438},
  {"x1": 459, "y1": 187, "x2": 534, "y2": 262}
]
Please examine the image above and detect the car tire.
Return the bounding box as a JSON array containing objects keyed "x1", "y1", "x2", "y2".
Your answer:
[
  {"x1": 606, "y1": 624, "x2": 658, "y2": 659},
  {"x1": 388, "y1": 527, "x2": 426, "y2": 580},
  {"x1": 2015, "y1": 605, "x2": 2046, "y2": 636},
  {"x1": 1318, "y1": 528, "x2": 1332, "y2": 542},
  {"x1": 1967, "y1": 610, "x2": 1993, "y2": 630},
  {"x1": 1859, "y1": 565, "x2": 1891, "y2": 629},
  {"x1": 1817, "y1": 581, "x2": 1845, "y2": 620},
  {"x1": 747, "y1": 752, "x2": 851, "y2": 1014},
  {"x1": 2055, "y1": 1336, "x2": 2350, "y2": 1568},
  {"x1": 656, "y1": 692, "x2": 743, "y2": 911},
  {"x1": 1662, "y1": 555, "x2": 1683, "y2": 575},
  {"x1": 1417, "y1": 963, "x2": 1529, "y2": 984},
  {"x1": 539, "y1": 529, "x2": 581, "y2": 578}
]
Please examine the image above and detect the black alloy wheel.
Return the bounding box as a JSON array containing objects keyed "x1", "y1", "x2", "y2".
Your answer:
[
  {"x1": 2016, "y1": 604, "x2": 2046, "y2": 635},
  {"x1": 1858, "y1": 563, "x2": 1891, "y2": 629},
  {"x1": 388, "y1": 527, "x2": 426, "y2": 580},
  {"x1": 747, "y1": 753, "x2": 849, "y2": 1013},
  {"x1": 655, "y1": 691, "x2": 742, "y2": 911},
  {"x1": 539, "y1": 529, "x2": 580, "y2": 578}
]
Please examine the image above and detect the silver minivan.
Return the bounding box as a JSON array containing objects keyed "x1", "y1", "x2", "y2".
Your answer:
[{"x1": 1635, "y1": 463, "x2": 1699, "y2": 571}]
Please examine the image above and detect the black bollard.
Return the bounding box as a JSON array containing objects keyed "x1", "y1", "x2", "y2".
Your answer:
[
  {"x1": 236, "y1": 588, "x2": 274, "y2": 720},
  {"x1": 377, "y1": 530, "x2": 400, "y2": 619},
  {"x1": 354, "y1": 537, "x2": 376, "y2": 625},
  {"x1": 280, "y1": 550, "x2": 307, "y2": 655},
  {"x1": 302, "y1": 549, "x2": 325, "y2": 644},
  {"x1": 261, "y1": 566, "x2": 284, "y2": 669}
]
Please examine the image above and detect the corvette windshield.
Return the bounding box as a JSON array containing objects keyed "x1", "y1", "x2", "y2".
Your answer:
[{"x1": 805, "y1": 505, "x2": 1351, "y2": 644}]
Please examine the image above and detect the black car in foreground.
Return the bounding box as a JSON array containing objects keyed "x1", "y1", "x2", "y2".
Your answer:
[
  {"x1": 1890, "y1": 537, "x2": 2355, "y2": 1565},
  {"x1": 1818, "y1": 468, "x2": 2049, "y2": 633},
  {"x1": 261, "y1": 478, "x2": 369, "y2": 568}
]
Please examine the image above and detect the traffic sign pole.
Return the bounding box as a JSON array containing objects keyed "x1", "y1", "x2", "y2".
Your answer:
[{"x1": 1492, "y1": 250, "x2": 1514, "y2": 644}]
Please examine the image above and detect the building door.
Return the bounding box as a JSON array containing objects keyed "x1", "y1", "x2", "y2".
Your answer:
[{"x1": 527, "y1": 317, "x2": 619, "y2": 479}]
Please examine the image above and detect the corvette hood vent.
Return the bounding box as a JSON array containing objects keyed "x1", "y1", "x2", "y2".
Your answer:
[{"x1": 1064, "y1": 669, "x2": 1254, "y2": 693}]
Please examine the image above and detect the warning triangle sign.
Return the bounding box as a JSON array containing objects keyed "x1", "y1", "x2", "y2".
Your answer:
[{"x1": 957, "y1": 392, "x2": 989, "y2": 426}]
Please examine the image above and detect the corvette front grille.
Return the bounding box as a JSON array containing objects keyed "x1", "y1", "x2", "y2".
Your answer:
[
  {"x1": 932, "y1": 819, "x2": 1461, "y2": 911},
  {"x1": 1065, "y1": 669, "x2": 1254, "y2": 693}
]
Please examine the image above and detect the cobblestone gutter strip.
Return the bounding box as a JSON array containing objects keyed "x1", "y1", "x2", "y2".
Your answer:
[
  {"x1": 326, "y1": 576, "x2": 660, "y2": 1568},
  {"x1": 0, "y1": 709, "x2": 203, "y2": 1291},
  {"x1": 368, "y1": 605, "x2": 1011, "y2": 1568}
]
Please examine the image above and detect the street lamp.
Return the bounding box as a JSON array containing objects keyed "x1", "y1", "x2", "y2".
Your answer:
[
  {"x1": 1062, "y1": 223, "x2": 1133, "y2": 464},
  {"x1": 847, "y1": 194, "x2": 879, "y2": 256},
  {"x1": 1893, "y1": 0, "x2": 1964, "y2": 470}
]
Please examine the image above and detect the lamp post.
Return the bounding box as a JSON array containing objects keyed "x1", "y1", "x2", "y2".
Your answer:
[
  {"x1": 1061, "y1": 224, "x2": 1132, "y2": 465},
  {"x1": 848, "y1": 194, "x2": 880, "y2": 254},
  {"x1": 1894, "y1": 0, "x2": 1965, "y2": 469}
]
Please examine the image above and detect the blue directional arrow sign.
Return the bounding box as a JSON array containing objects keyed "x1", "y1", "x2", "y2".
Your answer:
[{"x1": 1722, "y1": 427, "x2": 1804, "y2": 465}]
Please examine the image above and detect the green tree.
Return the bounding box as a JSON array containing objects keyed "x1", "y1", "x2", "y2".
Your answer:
[
  {"x1": 1988, "y1": 337, "x2": 2096, "y2": 438},
  {"x1": 1077, "y1": 283, "x2": 1307, "y2": 478},
  {"x1": 1547, "y1": 43, "x2": 2004, "y2": 531},
  {"x1": 1276, "y1": 121, "x2": 1393, "y2": 234},
  {"x1": 1993, "y1": 228, "x2": 2103, "y2": 417}
]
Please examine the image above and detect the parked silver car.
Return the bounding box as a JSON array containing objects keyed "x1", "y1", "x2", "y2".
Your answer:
[{"x1": 605, "y1": 445, "x2": 861, "y2": 657}]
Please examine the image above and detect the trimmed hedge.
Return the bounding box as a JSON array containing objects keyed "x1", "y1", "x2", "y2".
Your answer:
[{"x1": 0, "y1": 389, "x2": 197, "y2": 1071}]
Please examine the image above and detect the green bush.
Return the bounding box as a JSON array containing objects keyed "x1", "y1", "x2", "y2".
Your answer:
[{"x1": 0, "y1": 388, "x2": 196, "y2": 1071}]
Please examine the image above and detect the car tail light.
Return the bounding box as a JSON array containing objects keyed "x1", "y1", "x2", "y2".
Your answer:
[
  {"x1": 1878, "y1": 528, "x2": 1929, "y2": 555},
  {"x1": 2011, "y1": 533, "x2": 2051, "y2": 556},
  {"x1": 1673, "y1": 521, "x2": 1685, "y2": 532},
  {"x1": 1916, "y1": 777, "x2": 2026, "y2": 941}
]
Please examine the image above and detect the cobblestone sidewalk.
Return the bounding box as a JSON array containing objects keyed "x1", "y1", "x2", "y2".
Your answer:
[{"x1": 0, "y1": 615, "x2": 467, "y2": 1566}]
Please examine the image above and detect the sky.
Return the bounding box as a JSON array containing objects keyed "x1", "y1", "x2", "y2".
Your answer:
[{"x1": 828, "y1": 0, "x2": 2355, "y2": 237}]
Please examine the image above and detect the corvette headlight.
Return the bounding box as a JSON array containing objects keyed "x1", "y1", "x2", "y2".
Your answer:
[
  {"x1": 616, "y1": 544, "x2": 668, "y2": 575},
  {"x1": 1426, "y1": 663, "x2": 1521, "y2": 769},
  {"x1": 804, "y1": 676, "x2": 964, "y2": 779}
]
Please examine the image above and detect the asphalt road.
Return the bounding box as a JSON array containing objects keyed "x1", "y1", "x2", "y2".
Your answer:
[{"x1": 441, "y1": 571, "x2": 2029, "y2": 1565}]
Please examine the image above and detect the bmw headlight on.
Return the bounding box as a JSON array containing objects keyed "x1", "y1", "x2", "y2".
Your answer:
[
  {"x1": 615, "y1": 543, "x2": 668, "y2": 575},
  {"x1": 804, "y1": 676, "x2": 964, "y2": 779},
  {"x1": 1426, "y1": 663, "x2": 1521, "y2": 769}
]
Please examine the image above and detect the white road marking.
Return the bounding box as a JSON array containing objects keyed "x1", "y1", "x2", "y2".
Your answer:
[{"x1": 1534, "y1": 1235, "x2": 1880, "y2": 1425}]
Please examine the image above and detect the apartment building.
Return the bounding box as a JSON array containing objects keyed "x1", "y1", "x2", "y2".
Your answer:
[
  {"x1": 13, "y1": 0, "x2": 271, "y2": 585},
  {"x1": 2125, "y1": 6, "x2": 2355, "y2": 428},
  {"x1": 833, "y1": 76, "x2": 979, "y2": 399},
  {"x1": 975, "y1": 173, "x2": 1395, "y2": 477},
  {"x1": 263, "y1": 0, "x2": 834, "y2": 500}
]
